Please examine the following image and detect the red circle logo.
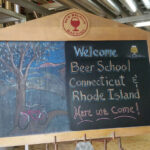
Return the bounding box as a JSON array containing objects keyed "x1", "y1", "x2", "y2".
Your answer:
[{"x1": 62, "y1": 12, "x2": 89, "y2": 37}]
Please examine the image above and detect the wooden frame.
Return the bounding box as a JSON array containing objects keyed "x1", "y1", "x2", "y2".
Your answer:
[
  {"x1": 0, "y1": 9, "x2": 150, "y2": 147},
  {"x1": 0, "y1": 126, "x2": 150, "y2": 147}
]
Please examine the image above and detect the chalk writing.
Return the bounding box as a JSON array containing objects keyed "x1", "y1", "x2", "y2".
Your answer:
[
  {"x1": 74, "y1": 106, "x2": 93, "y2": 120},
  {"x1": 73, "y1": 103, "x2": 140, "y2": 125},
  {"x1": 73, "y1": 46, "x2": 118, "y2": 57},
  {"x1": 69, "y1": 75, "x2": 126, "y2": 88},
  {"x1": 65, "y1": 41, "x2": 150, "y2": 130},
  {"x1": 70, "y1": 60, "x2": 131, "y2": 73},
  {"x1": 132, "y1": 74, "x2": 139, "y2": 88}
]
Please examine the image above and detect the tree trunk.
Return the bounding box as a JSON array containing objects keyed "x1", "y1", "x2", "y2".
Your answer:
[{"x1": 15, "y1": 76, "x2": 26, "y2": 127}]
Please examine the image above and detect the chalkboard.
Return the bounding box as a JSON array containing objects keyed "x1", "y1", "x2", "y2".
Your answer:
[
  {"x1": 0, "y1": 40, "x2": 150, "y2": 138},
  {"x1": 0, "y1": 41, "x2": 69, "y2": 137},
  {"x1": 65, "y1": 40, "x2": 150, "y2": 131}
]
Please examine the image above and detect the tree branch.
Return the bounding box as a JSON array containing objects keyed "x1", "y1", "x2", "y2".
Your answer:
[
  {"x1": 6, "y1": 42, "x2": 18, "y2": 73},
  {"x1": 19, "y1": 43, "x2": 30, "y2": 72},
  {"x1": 0, "y1": 57, "x2": 14, "y2": 73},
  {"x1": 24, "y1": 55, "x2": 36, "y2": 80},
  {"x1": 24, "y1": 43, "x2": 40, "y2": 79},
  {"x1": 19, "y1": 51, "x2": 25, "y2": 76}
]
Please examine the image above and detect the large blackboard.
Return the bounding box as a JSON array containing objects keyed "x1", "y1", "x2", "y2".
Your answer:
[
  {"x1": 0, "y1": 41, "x2": 150, "y2": 138},
  {"x1": 65, "y1": 41, "x2": 150, "y2": 131}
]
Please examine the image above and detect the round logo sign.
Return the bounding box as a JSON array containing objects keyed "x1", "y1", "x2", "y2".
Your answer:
[{"x1": 62, "y1": 12, "x2": 89, "y2": 37}]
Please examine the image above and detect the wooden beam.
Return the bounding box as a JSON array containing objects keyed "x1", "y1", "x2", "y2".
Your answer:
[
  {"x1": 55, "y1": 0, "x2": 88, "y2": 11},
  {"x1": 0, "y1": 7, "x2": 26, "y2": 23},
  {"x1": 114, "y1": 14, "x2": 150, "y2": 23},
  {"x1": 0, "y1": 126, "x2": 150, "y2": 147},
  {"x1": 0, "y1": 17, "x2": 19, "y2": 23},
  {"x1": 73, "y1": 0, "x2": 106, "y2": 16},
  {"x1": 7, "y1": 0, "x2": 54, "y2": 15}
]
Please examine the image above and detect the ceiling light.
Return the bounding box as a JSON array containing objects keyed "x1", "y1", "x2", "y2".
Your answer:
[
  {"x1": 134, "y1": 21, "x2": 150, "y2": 27},
  {"x1": 87, "y1": 0, "x2": 102, "y2": 8},
  {"x1": 97, "y1": 0, "x2": 121, "y2": 15},
  {"x1": 107, "y1": 0, "x2": 121, "y2": 12},
  {"x1": 141, "y1": 0, "x2": 150, "y2": 9},
  {"x1": 119, "y1": 0, "x2": 137, "y2": 13}
]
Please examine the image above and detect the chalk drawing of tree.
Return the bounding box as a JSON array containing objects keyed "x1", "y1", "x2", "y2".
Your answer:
[{"x1": 0, "y1": 41, "x2": 67, "y2": 133}]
